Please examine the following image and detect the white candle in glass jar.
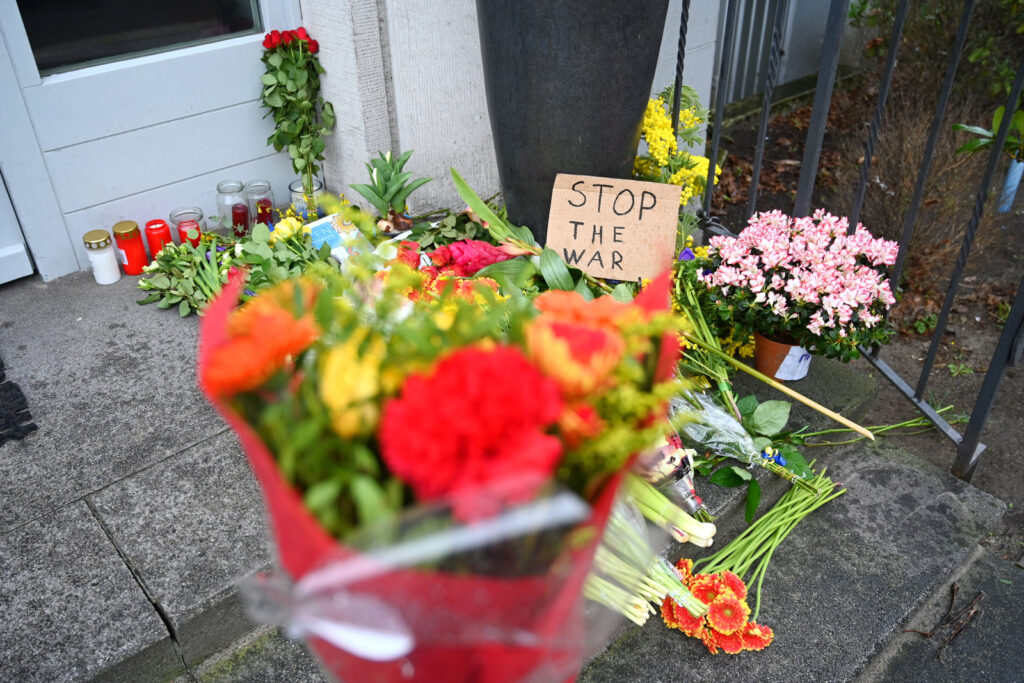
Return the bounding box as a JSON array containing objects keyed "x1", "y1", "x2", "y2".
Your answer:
[{"x1": 82, "y1": 230, "x2": 121, "y2": 285}]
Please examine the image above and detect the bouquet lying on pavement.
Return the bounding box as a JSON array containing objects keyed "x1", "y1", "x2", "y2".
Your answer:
[{"x1": 198, "y1": 255, "x2": 688, "y2": 682}]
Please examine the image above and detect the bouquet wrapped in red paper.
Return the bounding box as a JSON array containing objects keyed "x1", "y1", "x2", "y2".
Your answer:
[{"x1": 198, "y1": 254, "x2": 685, "y2": 682}]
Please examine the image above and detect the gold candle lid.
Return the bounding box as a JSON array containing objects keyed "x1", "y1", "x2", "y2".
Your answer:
[
  {"x1": 112, "y1": 220, "x2": 139, "y2": 238},
  {"x1": 83, "y1": 230, "x2": 112, "y2": 249}
]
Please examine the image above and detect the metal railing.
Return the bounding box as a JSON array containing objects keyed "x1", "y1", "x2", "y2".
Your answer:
[{"x1": 676, "y1": 0, "x2": 1024, "y2": 482}]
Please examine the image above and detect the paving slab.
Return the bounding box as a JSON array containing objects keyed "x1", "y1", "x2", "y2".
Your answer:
[
  {"x1": 89, "y1": 430, "x2": 272, "y2": 666},
  {"x1": 0, "y1": 501, "x2": 180, "y2": 682},
  {"x1": 581, "y1": 442, "x2": 1006, "y2": 682},
  {"x1": 0, "y1": 271, "x2": 228, "y2": 533},
  {"x1": 857, "y1": 546, "x2": 1024, "y2": 682},
  {"x1": 183, "y1": 626, "x2": 328, "y2": 683},
  {"x1": 732, "y1": 354, "x2": 879, "y2": 433}
]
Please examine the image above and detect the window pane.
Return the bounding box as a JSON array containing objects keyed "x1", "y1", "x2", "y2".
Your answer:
[{"x1": 18, "y1": 0, "x2": 262, "y2": 75}]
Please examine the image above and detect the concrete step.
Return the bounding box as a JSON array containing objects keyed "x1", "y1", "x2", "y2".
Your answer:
[{"x1": 579, "y1": 441, "x2": 1006, "y2": 682}]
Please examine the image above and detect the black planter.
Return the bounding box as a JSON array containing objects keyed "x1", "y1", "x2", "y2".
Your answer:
[{"x1": 476, "y1": 0, "x2": 670, "y2": 245}]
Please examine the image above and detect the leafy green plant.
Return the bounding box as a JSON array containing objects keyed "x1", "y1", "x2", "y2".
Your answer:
[
  {"x1": 410, "y1": 208, "x2": 498, "y2": 250},
  {"x1": 953, "y1": 106, "x2": 1024, "y2": 162},
  {"x1": 137, "y1": 224, "x2": 332, "y2": 316},
  {"x1": 349, "y1": 150, "x2": 432, "y2": 233},
  {"x1": 260, "y1": 27, "x2": 336, "y2": 213},
  {"x1": 912, "y1": 313, "x2": 938, "y2": 335},
  {"x1": 948, "y1": 362, "x2": 974, "y2": 377}
]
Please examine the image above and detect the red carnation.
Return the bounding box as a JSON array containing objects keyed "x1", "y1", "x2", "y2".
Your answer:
[
  {"x1": 282, "y1": 31, "x2": 296, "y2": 45},
  {"x1": 428, "y1": 239, "x2": 512, "y2": 277},
  {"x1": 307, "y1": 39, "x2": 320, "y2": 54},
  {"x1": 380, "y1": 346, "x2": 564, "y2": 521}
]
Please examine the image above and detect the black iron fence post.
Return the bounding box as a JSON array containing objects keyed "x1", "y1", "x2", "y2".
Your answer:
[{"x1": 792, "y1": 0, "x2": 850, "y2": 218}]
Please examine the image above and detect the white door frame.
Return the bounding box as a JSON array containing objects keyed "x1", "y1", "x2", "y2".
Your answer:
[{"x1": 0, "y1": 1, "x2": 301, "y2": 282}]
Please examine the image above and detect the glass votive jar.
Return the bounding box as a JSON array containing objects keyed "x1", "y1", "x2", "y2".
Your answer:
[
  {"x1": 169, "y1": 206, "x2": 205, "y2": 247},
  {"x1": 245, "y1": 179, "x2": 275, "y2": 227},
  {"x1": 289, "y1": 177, "x2": 324, "y2": 218},
  {"x1": 216, "y1": 180, "x2": 249, "y2": 237},
  {"x1": 82, "y1": 230, "x2": 121, "y2": 285}
]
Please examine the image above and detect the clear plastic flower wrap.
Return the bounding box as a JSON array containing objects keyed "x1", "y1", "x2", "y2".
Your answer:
[{"x1": 237, "y1": 472, "x2": 628, "y2": 682}]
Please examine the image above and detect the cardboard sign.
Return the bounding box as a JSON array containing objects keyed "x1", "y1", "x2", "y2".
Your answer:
[{"x1": 545, "y1": 174, "x2": 681, "y2": 282}]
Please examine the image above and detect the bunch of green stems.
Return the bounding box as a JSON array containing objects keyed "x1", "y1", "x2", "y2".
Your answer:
[{"x1": 693, "y1": 462, "x2": 845, "y2": 621}]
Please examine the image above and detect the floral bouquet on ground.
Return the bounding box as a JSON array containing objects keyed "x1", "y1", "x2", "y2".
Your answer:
[
  {"x1": 198, "y1": 255, "x2": 685, "y2": 682},
  {"x1": 697, "y1": 209, "x2": 899, "y2": 362}
]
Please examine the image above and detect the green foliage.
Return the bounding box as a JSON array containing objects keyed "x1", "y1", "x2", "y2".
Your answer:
[
  {"x1": 953, "y1": 106, "x2": 1024, "y2": 162},
  {"x1": 137, "y1": 227, "x2": 332, "y2": 316},
  {"x1": 349, "y1": 150, "x2": 432, "y2": 217},
  {"x1": 260, "y1": 37, "x2": 335, "y2": 200},
  {"x1": 948, "y1": 362, "x2": 974, "y2": 377},
  {"x1": 912, "y1": 313, "x2": 938, "y2": 335},
  {"x1": 411, "y1": 209, "x2": 498, "y2": 250},
  {"x1": 850, "y1": 0, "x2": 1024, "y2": 101}
]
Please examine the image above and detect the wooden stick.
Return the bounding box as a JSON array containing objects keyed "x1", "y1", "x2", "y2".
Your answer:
[{"x1": 681, "y1": 333, "x2": 875, "y2": 440}]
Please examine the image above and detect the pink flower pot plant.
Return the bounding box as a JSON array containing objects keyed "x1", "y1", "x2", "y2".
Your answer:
[{"x1": 697, "y1": 210, "x2": 899, "y2": 362}]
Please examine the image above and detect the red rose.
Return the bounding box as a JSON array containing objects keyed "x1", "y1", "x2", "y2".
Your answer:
[
  {"x1": 262, "y1": 30, "x2": 281, "y2": 49},
  {"x1": 307, "y1": 39, "x2": 319, "y2": 54},
  {"x1": 282, "y1": 31, "x2": 295, "y2": 45},
  {"x1": 295, "y1": 26, "x2": 310, "y2": 41}
]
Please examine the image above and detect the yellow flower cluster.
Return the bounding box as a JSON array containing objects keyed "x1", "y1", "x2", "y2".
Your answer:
[
  {"x1": 668, "y1": 156, "x2": 722, "y2": 206},
  {"x1": 641, "y1": 97, "x2": 678, "y2": 166},
  {"x1": 719, "y1": 329, "x2": 755, "y2": 359},
  {"x1": 269, "y1": 216, "x2": 310, "y2": 243}
]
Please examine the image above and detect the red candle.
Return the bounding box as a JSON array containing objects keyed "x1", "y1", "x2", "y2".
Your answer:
[
  {"x1": 178, "y1": 220, "x2": 201, "y2": 247},
  {"x1": 232, "y1": 202, "x2": 250, "y2": 237},
  {"x1": 144, "y1": 219, "x2": 173, "y2": 260},
  {"x1": 112, "y1": 221, "x2": 148, "y2": 275},
  {"x1": 255, "y1": 197, "x2": 273, "y2": 226}
]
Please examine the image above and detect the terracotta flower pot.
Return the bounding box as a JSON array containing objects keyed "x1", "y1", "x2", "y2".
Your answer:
[{"x1": 753, "y1": 333, "x2": 811, "y2": 381}]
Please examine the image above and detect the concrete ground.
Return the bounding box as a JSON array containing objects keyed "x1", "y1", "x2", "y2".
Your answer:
[{"x1": 0, "y1": 269, "x2": 1020, "y2": 681}]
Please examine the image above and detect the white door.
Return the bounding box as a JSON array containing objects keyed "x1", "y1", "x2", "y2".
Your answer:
[
  {"x1": 0, "y1": 172, "x2": 33, "y2": 284},
  {"x1": 0, "y1": 0, "x2": 300, "y2": 281}
]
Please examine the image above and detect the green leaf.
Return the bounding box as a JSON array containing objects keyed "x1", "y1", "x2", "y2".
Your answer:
[
  {"x1": 730, "y1": 465, "x2": 752, "y2": 481},
  {"x1": 268, "y1": 53, "x2": 283, "y2": 68},
  {"x1": 475, "y1": 257, "x2": 536, "y2": 287},
  {"x1": 736, "y1": 395, "x2": 759, "y2": 417},
  {"x1": 751, "y1": 436, "x2": 772, "y2": 452},
  {"x1": 777, "y1": 444, "x2": 813, "y2": 479},
  {"x1": 955, "y1": 139, "x2": 992, "y2": 155},
  {"x1": 178, "y1": 300, "x2": 191, "y2": 317},
  {"x1": 349, "y1": 183, "x2": 390, "y2": 216},
  {"x1": 748, "y1": 400, "x2": 791, "y2": 436},
  {"x1": 148, "y1": 274, "x2": 171, "y2": 289},
  {"x1": 136, "y1": 293, "x2": 162, "y2": 305},
  {"x1": 260, "y1": 73, "x2": 277, "y2": 86},
  {"x1": 745, "y1": 480, "x2": 762, "y2": 524},
  {"x1": 708, "y1": 466, "x2": 746, "y2": 487},
  {"x1": 952, "y1": 124, "x2": 994, "y2": 137},
  {"x1": 254, "y1": 242, "x2": 274, "y2": 261},
  {"x1": 382, "y1": 171, "x2": 413, "y2": 203},
  {"x1": 574, "y1": 277, "x2": 595, "y2": 300},
  {"x1": 266, "y1": 92, "x2": 283, "y2": 108},
  {"x1": 391, "y1": 177, "x2": 432, "y2": 212},
  {"x1": 610, "y1": 283, "x2": 634, "y2": 302},
  {"x1": 251, "y1": 223, "x2": 271, "y2": 243},
  {"x1": 539, "y1": 248, "x2": 574, "y2": 290},
  {"x1": 350, "y1": 475, "x2": 393, "y2": 525},
  {"x1": 450, "y1": 168, "x2": 511, "y2": 241},
  {"x1": 304, "y1": 479, "x2": 343, "y2": 514}
]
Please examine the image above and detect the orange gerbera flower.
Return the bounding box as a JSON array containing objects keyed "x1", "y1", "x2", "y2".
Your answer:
[
  {"x1": 661, "y1": 597, "x2": 706, "y2": 637},
  {"x1": 525, "y1": 318, "x2": 624, "y2": 399},
  {"x1": 706, "y1": 596, "x2": 750, "y2": 635},
  {"x1": 201, "y1": 280, "x2": 320, "y2": 398},
  {"x1": 741, "y1": 622, "x2": 774, "y2": 651},
  {"x1": 712, "y1": 628, "x2": 745, "y2": 654},
  {"x1": 675, "y1": 558, "x2": 695, "y2": 584},
  {"x1": 720, "y1": 570, "x2": 747, "y2": 600},
  {"x1": 689, "y1": 573, "x2": 728, "y2": 605},
  {"x1": 533, "y1": 290, "x2": 641, "y2": 330},
  {"x1": 699, "y1": 626, "x2": 720, "y2": 655}
]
